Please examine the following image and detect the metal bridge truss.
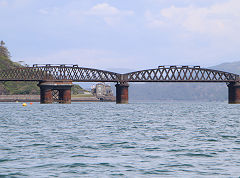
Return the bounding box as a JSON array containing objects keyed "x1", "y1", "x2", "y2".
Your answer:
[
  {"x1": 0, "y1": 65, "x2": 239, "y2": 83},
  {"x1": 0, "y1": 65, "x2": 120, "y2": 82},
  {"x1": 126, "y1": 66, "x2": 239, "y2": 82}
]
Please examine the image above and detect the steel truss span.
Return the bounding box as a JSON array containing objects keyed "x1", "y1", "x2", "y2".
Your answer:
[
  {"x1": 126, "y1": 66, "x2": 239, "y2": 82},
  {"x1": 0, "y1": 65, "x2": 120, "y2": 82},
  {"x1": 0, "y1": 65, "x2": 239, "y2": 82}
]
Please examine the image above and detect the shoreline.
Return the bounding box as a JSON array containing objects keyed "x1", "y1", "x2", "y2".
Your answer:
[{"x1": 0, "y1": 95, "x2": 115, "y2": 102}]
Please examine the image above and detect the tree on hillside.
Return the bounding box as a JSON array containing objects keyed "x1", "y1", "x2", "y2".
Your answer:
[{"x1": 0, "y1": 40, "x2": 11, "y2": 58}]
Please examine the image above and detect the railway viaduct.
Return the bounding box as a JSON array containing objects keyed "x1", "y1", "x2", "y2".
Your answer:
[{"x1": 0, "y1": 64, "x2": 240, "y2": 104}]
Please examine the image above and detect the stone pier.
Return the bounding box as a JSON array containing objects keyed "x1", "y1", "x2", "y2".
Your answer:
[
  {"x1": 115, "y1": 82, "x2": 129, "y2": 104},
  {"x1": 228, "y1": 82, "x2": 240, "y2": 104},
  {"x1": 38, "y1": 81, "x2": 73, "y2": 104}
]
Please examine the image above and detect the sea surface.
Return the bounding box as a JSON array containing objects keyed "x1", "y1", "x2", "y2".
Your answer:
[{"x1": 0, "y1": 102, "x2": 240, "y2": 177}]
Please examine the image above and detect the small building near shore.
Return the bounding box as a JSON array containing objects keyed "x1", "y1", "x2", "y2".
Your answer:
[{"x1": 91, "y1": 83, "x2": 114, "y2": 99}]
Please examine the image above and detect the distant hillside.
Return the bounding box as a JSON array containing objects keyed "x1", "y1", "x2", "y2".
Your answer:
[
  {"x1": 209, "y1": 61, "x2": 240, "y2": 74},
  {"x1": 0, "y1": 55, "x2": 40, "y2": 95},
  {"x1": 128, "y1": 82, "x2": 227, "y2": 101},
  {"x1": 125, "y1": 62, "x2": 240, "y2": 102}
]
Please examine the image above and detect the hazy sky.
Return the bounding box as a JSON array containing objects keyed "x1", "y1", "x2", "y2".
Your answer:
[{"x1": 1, "y1": 0, "x2": 240, "y2": 70}]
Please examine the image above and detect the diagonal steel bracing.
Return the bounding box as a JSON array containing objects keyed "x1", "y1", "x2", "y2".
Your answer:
[{"x1": 0, "y1": 64, "x2": 239, "y2": 83}]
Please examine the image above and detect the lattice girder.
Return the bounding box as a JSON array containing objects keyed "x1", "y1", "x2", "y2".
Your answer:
[
  {"x1": 0, "y1": 65, "x2": 239, "y2": 83},
  {"x1": 126, "y1": 67, "x2": 239, "y2": 82},
  {"x1": 0, "y1": 66, "x2": 120, "y2": 82}
]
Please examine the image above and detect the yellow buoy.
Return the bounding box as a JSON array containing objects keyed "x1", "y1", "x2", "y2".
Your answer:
[{"x1": 22, "y1": 103, "x2": 27, "y2": 106}]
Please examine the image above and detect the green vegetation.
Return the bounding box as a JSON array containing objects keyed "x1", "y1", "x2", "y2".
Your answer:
[
  {"x1": 0, "y1": 41, "x2": 40, "y2": 95},
  {"x1": 71, "y1": 85, "x2": 84, "y2": 95},
  {"x1": 72, "y1": 94, "x2": 93, "y2": 98},
  {"x1": 2, "y1": 81, "x2": 40, "y2": 95},
  {"x1": 0, "y1": 41, "x2": 11, "y2": 59},
  {"x1": 0, "y1": 41, "x2": 88, "y2": 96},
  {"x1": 71, "y1": 84, "x2": 93, "y2": 96}
]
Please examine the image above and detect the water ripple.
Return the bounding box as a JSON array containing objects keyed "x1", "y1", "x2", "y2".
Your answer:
[{"x1": 0, "y1": 102, "x2": 240, "y2": 177}]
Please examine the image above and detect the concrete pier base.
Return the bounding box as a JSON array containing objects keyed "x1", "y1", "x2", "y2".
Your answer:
[
  {"x1": 115, "y1": 82, "x2": 129, "y2": 104},
  {"x1": 38, "y1": 81, "x2": 73, "y2": 104},
  {"x1": 228, "y1": 82, "x2": 240, "y2": 104}
]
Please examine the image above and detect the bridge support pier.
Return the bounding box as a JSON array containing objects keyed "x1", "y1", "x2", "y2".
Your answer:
[
  {"x1": 59, "y1": 88, "x2": 71, "y2": 104},
  {"x1": 228, "y1": 82, "x2": 240, "y2": 104},
  {"x1": 40, "y1": 87, "x2": 53, "y2": 104},
  {"x1": 38, "y1": 81, "x2": 73, "y2": 104},
  {"x1": 115, "y1": 82, "x2": 129, "y2": 104}
]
